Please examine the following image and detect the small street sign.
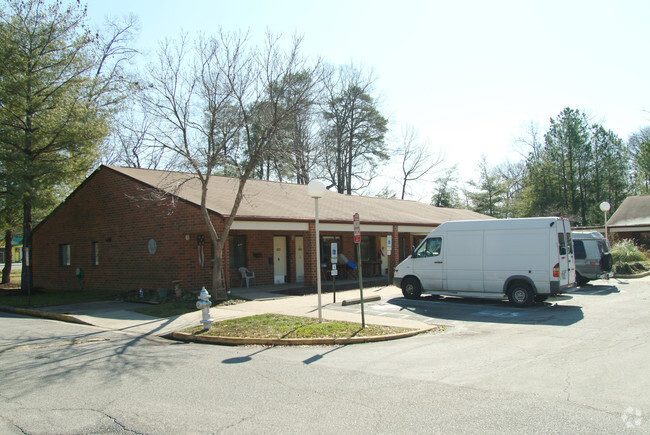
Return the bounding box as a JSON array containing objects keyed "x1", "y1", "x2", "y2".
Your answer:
[
  {"x1": 387, "y1": 235, "x2": 392, "y2": 255},
  {"x1": 353, "y1": 213, "x2": 361, "y2": 243}
]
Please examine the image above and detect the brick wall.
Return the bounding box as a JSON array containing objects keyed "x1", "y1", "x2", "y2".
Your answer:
[
  {"x1": 32, "y1": 166, "x2": 423, "y2": 293},
  {"x1": 32, "y1": 167, "x2": 222, "y2": 293}
]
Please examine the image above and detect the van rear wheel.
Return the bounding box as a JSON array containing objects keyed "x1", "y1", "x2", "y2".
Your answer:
[
  {"x1": 402, "y1": 277, "x2": 422, "y2": 299},
  {"x1": 508, "y1": 283, "x2": 534, "y2": 307}
]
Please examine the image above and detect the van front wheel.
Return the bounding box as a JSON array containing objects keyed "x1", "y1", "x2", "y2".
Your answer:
[
  {"x1": 402, "y1": 277, "x2": 422, "y2": 299},
  {"x1": 508, "y1": 283, "x2": 534, "y2": 307}
]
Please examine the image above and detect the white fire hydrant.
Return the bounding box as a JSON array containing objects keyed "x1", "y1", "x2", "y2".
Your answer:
[{"x1": 196, "y1": 287, "x2": 213, "y2": 330}]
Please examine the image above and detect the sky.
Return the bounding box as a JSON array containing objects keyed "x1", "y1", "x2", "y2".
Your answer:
[{"x1": 87, "y1": 0, "x2": 650, "y2": 201}]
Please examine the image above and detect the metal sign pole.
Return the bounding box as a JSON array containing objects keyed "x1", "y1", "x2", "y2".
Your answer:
[
  {"x1": 353, "y1": 213, "x2": 365, "y2": 328},
  {"x1": 357, "y1": 242, "x2": 365, "y2": 328},
  {"x1": 386, "y1": 235, "x2": 392, "y2": 286},
  {"x1": 331, "y1": 243, "x2": 338, "y2": 303}
]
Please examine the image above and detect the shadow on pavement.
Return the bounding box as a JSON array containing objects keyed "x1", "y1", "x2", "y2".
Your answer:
[
  {"x1": 387, "y1": 296, "x2": 584, "y2": 326},
  {"x1": 570, "y1": 284, "x2": 620, "y2": 296}
]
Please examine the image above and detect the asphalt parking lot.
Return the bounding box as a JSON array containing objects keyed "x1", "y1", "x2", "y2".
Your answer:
[
  {"x1": 325, "y1": 276, "x2": 650, "y2": 420},
  {"x1": 332, "y1": 280, "x2": 620, "y2": 327}
]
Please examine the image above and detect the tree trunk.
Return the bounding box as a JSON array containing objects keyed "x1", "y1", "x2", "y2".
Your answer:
[
  {"x1": 2, "y1": 229, "x2": 12, "y2": 284},
  {"x1": 21, "y1": 201, "x2": 33, "y2": 295},
  {"x1": 212, "y1": 247, "x2": 226, "y2": 300},
  {"x1": 199, "y1": 181, "x2": 227, "y2": 300}
]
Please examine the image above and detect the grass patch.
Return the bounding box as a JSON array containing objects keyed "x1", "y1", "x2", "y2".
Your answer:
[
  {"x1": 0, "y1": 267, "x2": 21, "y2": 290},
  {"x1": 0, "y1": 288, "x2": 121, "y2": 308},
  {"x1": 182, "y1": 313, "x2": 426, "y2": 339}
]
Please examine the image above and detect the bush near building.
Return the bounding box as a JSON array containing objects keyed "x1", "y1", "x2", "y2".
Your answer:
[{"x1": 612, "y1": 239, "x2": 650, "y2": 274}]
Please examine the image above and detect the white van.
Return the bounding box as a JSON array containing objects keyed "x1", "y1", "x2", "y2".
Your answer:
[
  {"x1": 572, "y1": 231, "x2": 613, "y2": 286},
  {"x1": 394, "y1": 217, "x2": 577, "y2": 307}
]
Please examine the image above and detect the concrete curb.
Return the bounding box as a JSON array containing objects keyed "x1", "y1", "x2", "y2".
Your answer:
[
  {"x1": 0, "y1": 305, "x2": 91, "y2": 325},
  {"x1": 613, "y1": 270, "x2": 650, "y2": 279},
  {"x1": 1, "y1": 304, "x2": 438, "y2": 346},
  {"x1": 170, "y1": 325, "x2": 438, "y2": 346},
  {"x1": 341, "y1": 295, "x2": 381, "y2": 306}
]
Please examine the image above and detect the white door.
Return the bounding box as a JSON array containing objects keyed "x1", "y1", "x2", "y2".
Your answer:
[
  {"x1": 558, "y1": 218, "x2": 575, "y2": 286},
  {"x1": 274, "y1": 236, "x2": 287, "y2": 284},
  {"x1": 295, "y1": 236, "x2": 304, "y2": 283},
  {"x1": 380, "y1": 236, "x2": 388, "y2": 276},
  {"x1": 412, "y1": 237, "x2": 444, "y2": 291}
]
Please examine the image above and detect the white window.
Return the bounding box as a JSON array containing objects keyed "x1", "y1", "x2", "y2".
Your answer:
[
  {"x1": 59, "y1": 244, "x2": 71, "y2": 266},
  {"x1": 92, "y1": 242, "x2": 99, "y2": 266}
]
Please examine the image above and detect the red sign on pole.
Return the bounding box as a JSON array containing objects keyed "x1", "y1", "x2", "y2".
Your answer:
[{"x1": 353, "y1": 213, "x2": 361, "y2": 243}]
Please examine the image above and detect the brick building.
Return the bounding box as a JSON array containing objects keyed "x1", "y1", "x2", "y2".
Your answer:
[{"x1": 32, "y1": 165, "x2": 490, "y2": 294}]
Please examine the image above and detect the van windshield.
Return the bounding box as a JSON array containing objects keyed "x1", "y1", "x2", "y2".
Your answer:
[{"x1": 413, "y1": 238, "x2": 441, "y2": 258}]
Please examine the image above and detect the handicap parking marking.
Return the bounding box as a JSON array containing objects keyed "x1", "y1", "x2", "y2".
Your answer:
[
  {"x1": 369, "y1": 303, "x2": 403, "y2": 312},
  {"x1": 472, "y1": 310, "x2": 527, "y2": 318}
]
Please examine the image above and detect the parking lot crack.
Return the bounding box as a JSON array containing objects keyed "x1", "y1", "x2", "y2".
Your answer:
[
  {"x1": 563, "y1": 372, "x2": 571, "y2": 402},
  {"x1": 98, "y1": 411, "x2": 143, "y2": 434}
]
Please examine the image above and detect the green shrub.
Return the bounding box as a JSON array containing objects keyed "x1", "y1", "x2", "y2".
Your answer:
[{"x1": 612, "y1": 239, "x2": 647, "y2": 263}]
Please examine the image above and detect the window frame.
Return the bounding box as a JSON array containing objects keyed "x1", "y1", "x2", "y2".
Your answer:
[
  {"x1": 91, "y1": 242, "x2": 99, "y2": 266},
  {"x1": 413, "y1": 237, "x2": 442, "y2": 258},
  {"x1": 573, "y1": 240, "x2": 586, "y2": 260},
  {"x1": 228, "y1": 235, "x2": 247, "y2": 269},
  {"x1": 59, "y1": 244, "x2": 71, "y2": 266},
  {"x1": 359, "y1": 235, "x2": 376, "y2": 262},
  {"x1": 320, "y1": 235, "x2": 342, "y2": 266},
  {"x1": 558, "y1": 233, "x2": 567, "y2": 255}
]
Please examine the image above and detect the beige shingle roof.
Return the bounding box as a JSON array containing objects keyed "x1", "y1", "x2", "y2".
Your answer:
[
  {"x1": 607, "y1": 196, "x2": 650, "y2": 228},
  {"x1": 106, "y1": 165, "x2": 490, "y2": 226}
]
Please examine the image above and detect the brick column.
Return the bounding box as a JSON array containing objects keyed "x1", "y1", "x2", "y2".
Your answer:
[
  {"x1": 305, "y1": 223, "x2": 317, "y2": 287},
  {"x1": 391, "y1": 225, "x2": 399, "y2": 277}
]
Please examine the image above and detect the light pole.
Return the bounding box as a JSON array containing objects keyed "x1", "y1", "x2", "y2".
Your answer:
[
  {"x1": 600, "y1": 201, "x2": 611, "y2": 243},
  {"x1": 307, "y1": 179, "x2": 326, "y2": 323}
]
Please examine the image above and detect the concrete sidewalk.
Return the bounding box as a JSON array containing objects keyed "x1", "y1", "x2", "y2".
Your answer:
[{"x1": 3, "y1": 285, "x2": 431, "y2": 339}]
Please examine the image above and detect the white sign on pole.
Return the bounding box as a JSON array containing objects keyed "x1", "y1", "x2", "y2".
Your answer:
[
  {"x1": 331, "y1": 242, "x2": 338, "y2": 264},
  {"x1": 387, "y1": 235, "x2": 392, "y2": 255},
  {"x1": 353, "y1": 213, "x2": 361, "y2": 243}
]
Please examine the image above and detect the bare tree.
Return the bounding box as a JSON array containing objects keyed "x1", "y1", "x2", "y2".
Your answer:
[
  {"x1": 320, "y1": 64, "x2": 388, "y2": 194},
  {"x1": 496, "y1": 160, "x2": 525, "y2": 218},
  {"x1": 431, "y1": 166, "x2": 461, "y2": 208},
  {"x1": 142, "y1": 30, "x2": 320, "y2": 299},
  {"x1": 254, "y1": 70, "x2": 324, "y2": 184},
  {"x1": 397, "y1": 125, "x2": 443, "y2": 200},
  {"x1": 101, "y1": 100, "x2": 168, "y2": 169},
  {"x1": 514, "y1": 121, "x2": 544, "y2": 160}
]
